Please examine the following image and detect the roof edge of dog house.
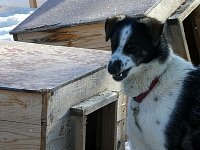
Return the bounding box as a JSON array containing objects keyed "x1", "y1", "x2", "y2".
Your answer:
[
  {"x1": 0, "y1": 40, "x2": 110, "y2": 93},
  {"x1": 10, "y1": 0, "x2": 185, "y2": 34}
]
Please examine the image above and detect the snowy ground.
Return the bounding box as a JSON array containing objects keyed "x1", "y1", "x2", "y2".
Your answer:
[{"x1": 0, "y1": 6, "x2": 34, "y2": 41}]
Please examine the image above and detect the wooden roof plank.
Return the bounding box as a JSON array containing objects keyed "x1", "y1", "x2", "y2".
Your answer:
[
  {"x1": 10, "y1": 0, "x2": 186, "y2": 34},
  {"x1": 0, "y1": 41, "x2": 110, "y2": 92},
  {"x1": 168, "y1": 0, "x2": 200, "y2": 24}
]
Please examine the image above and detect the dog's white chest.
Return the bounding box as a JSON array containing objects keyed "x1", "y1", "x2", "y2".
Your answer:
[{"x1": 127, "y1": 92, "x2": 178, "y2": 150}]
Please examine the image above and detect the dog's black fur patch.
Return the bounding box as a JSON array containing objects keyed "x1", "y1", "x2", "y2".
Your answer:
[
  {"x1": 165, "y1": 68, "x2": 200, "y2": 150},
  {"x1": 105, "y1": 16, "x2": 169, "y2": 66}
]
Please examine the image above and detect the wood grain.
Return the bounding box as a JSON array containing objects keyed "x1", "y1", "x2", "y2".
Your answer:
[
  {"x1": 0, "y1": 90, "x2": 42, "y2": 150},
  {"x1": 168, "y1": 0, "x2": 200, "y2": 23},
  {"x1": 146, "y1": 0, "x2": 186, "y2": 22},
  {"x1": 0, "y1": 40, "x2": 110, "y2": 91},
  {"x1": 168, "y1": 23, "x2": 191, "y2": 61},
  {"x1": 46, "y1": 69, "x2": 121, "y2": 150},
  {"x1": 15, "y1": 23, "x2": 111, "y2": 51},
  {"x1": 70, "y1": 91, "x2": 118, "y2": 116}
]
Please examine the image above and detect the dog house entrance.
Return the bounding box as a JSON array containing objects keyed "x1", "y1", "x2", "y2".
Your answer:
[{"x1": 71, "y1": 91, "x2": 118, "y2": 150}]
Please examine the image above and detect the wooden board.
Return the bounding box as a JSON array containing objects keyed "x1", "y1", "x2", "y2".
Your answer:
[
  {"x1": 168, "y1": 1, "x2": 200, "y2": 63},
  {"x1": 10, "y1": 0, "x2": 160, "y2": 34},
  {"x1": 167, "y1": 23, "x2": 191, "y2": 61},
  {"x1": 29, "y1": 0, "x2": 38, "y2": 8},
  {"x1": 70, "y1": 91, "x2": 118, "y2": 116},
  {"x1": 46, "y1": 68, "x2": 121, "y2": 150},
  {"x1": 12, "y1": 0, "x2": 185, "y2": 51},
  {"x1": 146, "y1": 0, "x2": 186, "y2": 22},
  {"x1": 182, "y1": 5, "x2": 200, "y2": 64},
  {"x1": 10, "y1": 0, "x2": 186, "y2": 34},
  {"x1": 0, "y1": 90, "x2": 42, "y2": 150},
  {"x1": 15, "y1": 23, "x2": 111, "y2": 51},
  {"x1": 0, "y1": 40, "x2": 110, "y2": 91},
  {"x1": 168, "y1": 0, "x2": 200, "y2": 23},
  {"x1": 0, "y1": 41, "x2": 125, "y2": 150}
]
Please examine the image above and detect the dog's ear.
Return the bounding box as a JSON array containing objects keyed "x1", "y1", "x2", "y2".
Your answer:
[
  {"x1": 105, "y1": 15, "x2": 126, "y2": 41},
  {"x1": 138, "y1": 17, "x2": 164, "y2": 46}
]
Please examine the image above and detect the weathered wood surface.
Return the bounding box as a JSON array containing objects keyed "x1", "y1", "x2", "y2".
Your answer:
[
  {"x1": 0, "y1": 90, "x2": 42, "y2": 150},
  {"x1": 0, "y1": 41, "x2": 125, "y2": 150},
  {"x1": 167, "y1": 23, "x2": 191, "y2": 61},
  {"x1": 192, "y1": 5, "x2": 200, "y2": 59},
  {"x1": 146, "y1": 0, "x2": 186, "y2": 21},
  {"x1": 10, "y1": 0, "x2": 185, "y2": 34},
  {"x1": 101, "y1": 102, "x2": 117, "y2": 150},
  {"x1": 70, "y1": 91, "x2": 118, "y2": 150},
  {"x1": 168, "y1": 0, "x2": 200, "y2": 63},
  {"x1": 183, "y1": 5, "x2": 200, "y2": 64},
  {"x1": 168, "y1": 0, "x2": 200, "y2": 23},
  {"x1": 15, "y1": 23, "x2": 111, "y2": 50},
  {"x1": 71, "y1": 100, "x2": 117, "y2": 150},
  {"x1": 46, "y1": 68, "x2": 121, "y2": 150},
  {"x1": 29, "y1": 0, "x2": 38, "y2": 8},
  {"x1": 0, "y1": 40, "x2": 110, "y2": 91},
  {"x1": 71, "y1": 115, "x2": 87, "y2": 150},
  {"x1": 70, "y1": 91, "x2": 118, "y2": 116}
]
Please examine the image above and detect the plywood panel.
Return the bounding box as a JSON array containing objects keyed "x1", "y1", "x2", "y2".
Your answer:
[
  {"x1": 0, "y1": 90, "x2": 42, "y2": 150},
  {"x1": 16, "y1": 23, "x2": 111, "y2": 51},
  {"x1": 0, "y1": 40, "x2": 110, "y2": 91},
  {"x1": 46, "y1": 69, "x2": 121, "y2": 150}
]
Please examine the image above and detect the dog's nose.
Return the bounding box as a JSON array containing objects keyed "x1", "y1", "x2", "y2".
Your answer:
[{"x1": 108, "y1": 60, "x2": 122, "y2": 75}]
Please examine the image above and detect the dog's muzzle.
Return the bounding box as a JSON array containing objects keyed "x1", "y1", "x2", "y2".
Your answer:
[{"x1": 108, "y1": 60, "x2": 131, "y2": 81}]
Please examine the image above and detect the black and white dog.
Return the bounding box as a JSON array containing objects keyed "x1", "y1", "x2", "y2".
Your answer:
[{"x1": 105, "y1": 15, "x2": 200, "y2": 150}]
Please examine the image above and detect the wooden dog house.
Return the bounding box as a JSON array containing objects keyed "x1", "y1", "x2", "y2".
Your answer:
[
  {"x1": 5, "y1": 0, "x2": 200, "y2": 149},
  {"x1": 10, "y1": 0, "x2": 185, "y2": 51},
  {"x1": 10, "y1": 0, "x2": 200, "y2": 65},
  {"x1": 0, "y1": 41, "x2": 126, "y2": 150}
]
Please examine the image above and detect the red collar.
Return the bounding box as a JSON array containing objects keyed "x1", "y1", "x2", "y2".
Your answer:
[{"x1": 133, "y1": 77, "x2": 159, "y2": 103}]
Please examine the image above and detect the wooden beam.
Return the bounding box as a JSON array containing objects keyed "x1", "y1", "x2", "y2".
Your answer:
[
  {"x1": 29, "y1": 0, "x2": 38, "y2": 8},
  {"x1": 168, "y1": 0, "x2": 200, "y2": 24},
  {"x1": 70, "y1": 91, "x2": 119, "y2": 116},
  {"x1": 71, "y1": 116, "x2": 87, "y2": 150},
  {"x1": 70, "y1": 92, "x2": 119, "y2": 150},
  {"x1": 193, "y1": 5, "x2": 200, "y2": 56},
  {"x1": 167, "y1": 22, "x2": 191, "y2": 61},
  {"x1": 101, "y1": 102, "x2": 117, "y2": 150},
  {"x1": 147, "y1": 0, "x2": 186, "y2": 22}
]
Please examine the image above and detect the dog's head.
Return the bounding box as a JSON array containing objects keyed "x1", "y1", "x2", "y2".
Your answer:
[{"x1": 105, "y1": 15, "x2": 164, "y2": 81}]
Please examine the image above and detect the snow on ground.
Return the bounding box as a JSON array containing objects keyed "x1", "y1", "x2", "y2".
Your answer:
[
  {"x1": 0, "y1": 6, "x2": 34, "y2": 41},
  {"x1": 125, "y1": 141, "x2": 130, "y2": 150}
]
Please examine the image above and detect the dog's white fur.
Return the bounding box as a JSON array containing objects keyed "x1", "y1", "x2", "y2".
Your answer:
[
  {"x1": 110, "y1": 25, "x2": 195, "y2": 150},
  {"x1": 109, "y1": 25, "x2": 136, "y2": 71},
  {"x1": 125, "y1": 53, "x2": 194, "y2": 150}
]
